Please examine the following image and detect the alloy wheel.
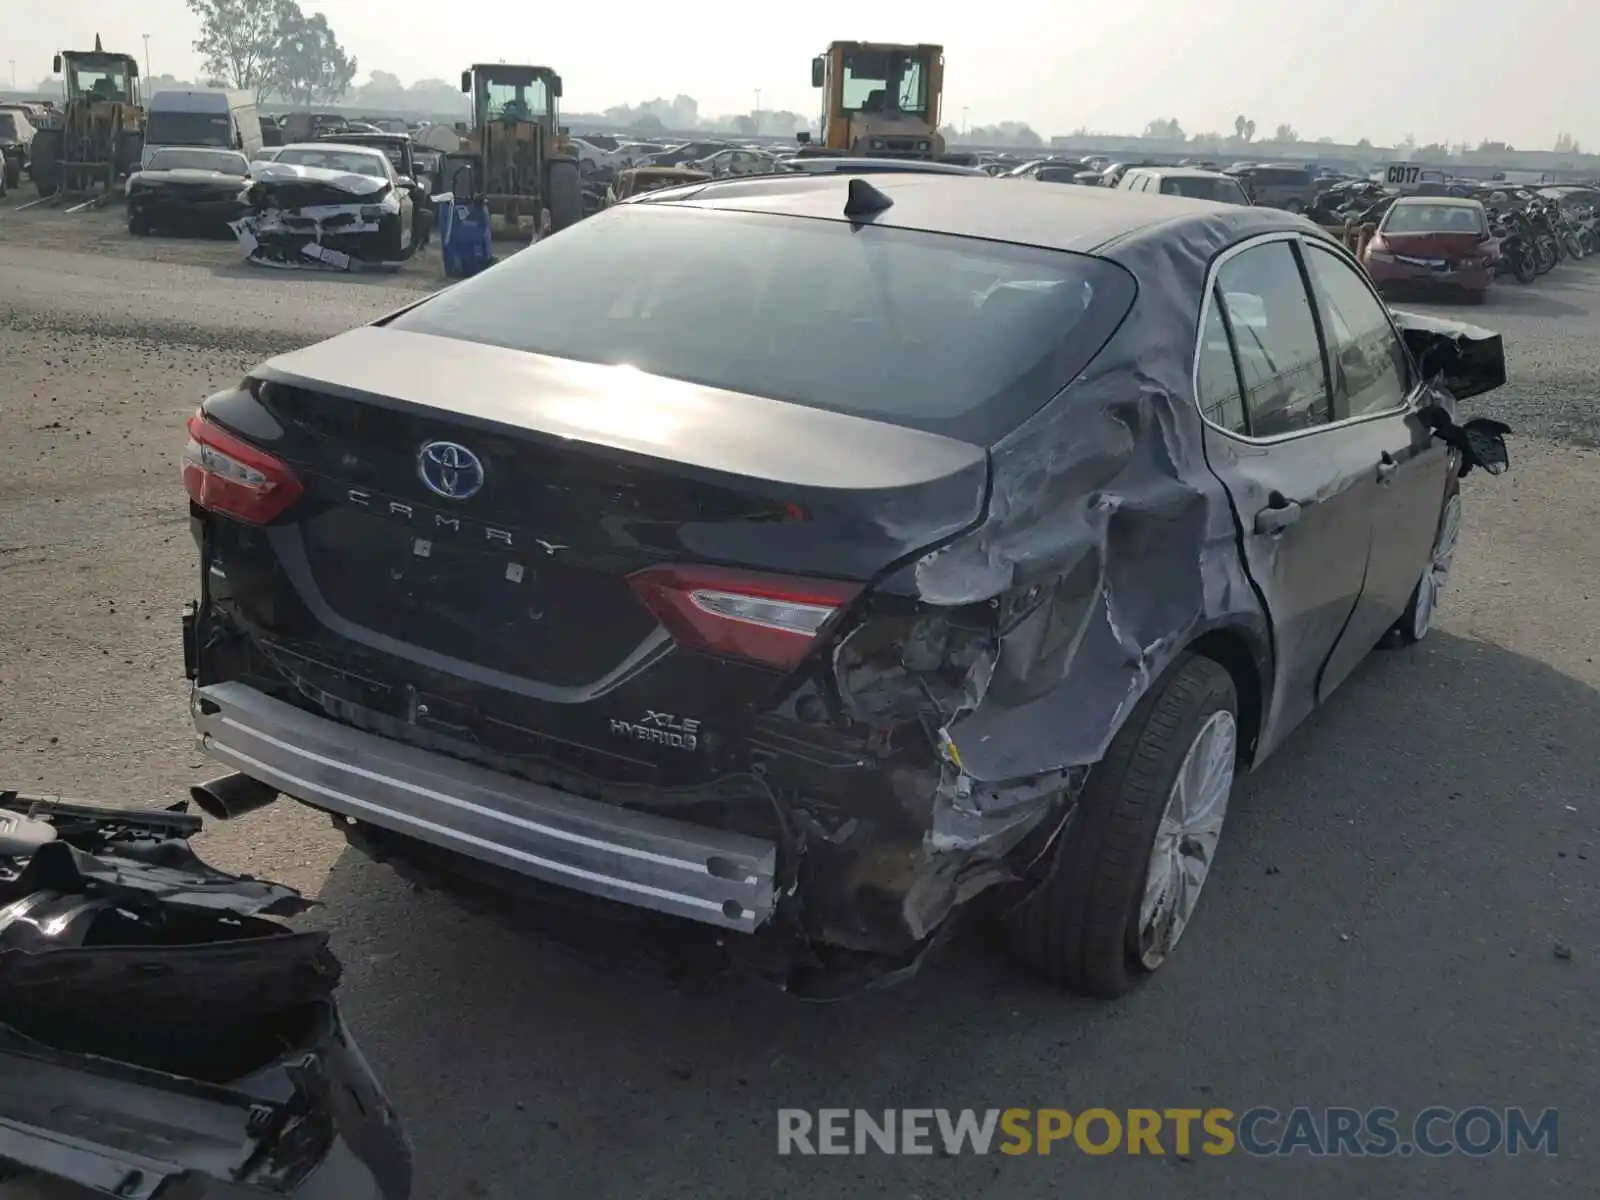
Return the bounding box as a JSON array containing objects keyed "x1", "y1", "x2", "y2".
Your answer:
[{"x1": 1137, "y1": 709, "x2": 1237, "y2": 970}]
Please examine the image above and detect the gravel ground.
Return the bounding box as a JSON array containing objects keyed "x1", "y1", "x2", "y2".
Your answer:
[{"x1": 1, "y1": 205, "x2": 1596, "y2": 1200}]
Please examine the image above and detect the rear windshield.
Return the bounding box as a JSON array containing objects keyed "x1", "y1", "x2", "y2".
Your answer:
[
  {"x1": 388, "y1": 205, "x2": 1136, "y2": 443},
  {"x1": 1384, "y1": 203, "x2": 1484, "y2": 234},
  {"x1": 1161, "y1": 176, "x2": 1247, "y2": 204}
]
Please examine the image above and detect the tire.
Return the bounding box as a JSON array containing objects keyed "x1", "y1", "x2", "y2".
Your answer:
[
  {"x1": 29, "y1": 128, "x2": 61, "y2": 197},
  {"x1": 128, "y1": 212, "x2": 150, "y2": 236},
  {"x1": 1006, "y1": 653, "x2": 1240, "y2": 998},
  {"x1": 1391, "y1": 480, "x2": 1462, "y2": 645},
  {"x1": 546, "y1": 156, "x2": 583, "y2": 232},
  {"x1": 1, "y1": 157, "x2": 17, "y2": 190},
  {"x1": 1514, "y1": 250, "x2": 1538, "y2": 284}
]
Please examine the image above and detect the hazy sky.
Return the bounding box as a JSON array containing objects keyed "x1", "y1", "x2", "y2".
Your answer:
[{"x1": 8, "y1": 0, "x2": 1595, "y2": 147}]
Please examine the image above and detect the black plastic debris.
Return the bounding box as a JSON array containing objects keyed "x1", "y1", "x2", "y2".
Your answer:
[{"x1": 0, "y1": 788, "x2": 412, "y2": 1199}]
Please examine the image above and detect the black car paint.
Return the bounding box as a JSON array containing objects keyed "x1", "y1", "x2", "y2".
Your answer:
[
  {"x1": 127, "y1": 166, "x2": 251, "y2": 232},
  {"x1": 184, "y1": 182, "x2": 1508, "y2": 981},
  {"x1": 0, "y1": 793, "x2": 410, "y2": 1198}
]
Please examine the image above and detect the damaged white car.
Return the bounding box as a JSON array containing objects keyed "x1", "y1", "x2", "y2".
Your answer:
[{"x1": 231, "y1": 143, "x2": 419, "y2": 271}]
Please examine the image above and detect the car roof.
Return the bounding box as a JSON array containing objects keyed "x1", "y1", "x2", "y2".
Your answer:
[
  {"x1": 1392, "y1": 195, "x2": 1482, "y2": 207},
  {"x1": 781, "y1": 156, "x2": 988, "y2": 176},
  {"x1": 632, "y1": 172, "x2": 1302, "y2": 255},
  {"x1": 1129, "y1": 167, "x2": 1235, "y2": 180},
  {"x1": 280, "y1": 141, "x2": 388, "y2": 158}
]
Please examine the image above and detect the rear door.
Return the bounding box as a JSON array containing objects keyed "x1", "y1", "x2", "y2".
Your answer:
[
  {"x1": 1194, "y1": 234, "x2": 1379, "y2": 758},
  {"x1": 1299, "y1": 238, "x2": 1452, "y2": 696}
]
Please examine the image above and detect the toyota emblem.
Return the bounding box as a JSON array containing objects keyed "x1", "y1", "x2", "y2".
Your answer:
[{"x1": 417, "y1": 440, "x2": 485, "y2": 500}]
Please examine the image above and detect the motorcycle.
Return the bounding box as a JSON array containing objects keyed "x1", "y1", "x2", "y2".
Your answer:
[
  {"x1": 1487, "y1": 208, "x2": 1538, "y2": 284},
  {"x1": 1522, "y1": 202, "x2": 1560, "y2": 274}
]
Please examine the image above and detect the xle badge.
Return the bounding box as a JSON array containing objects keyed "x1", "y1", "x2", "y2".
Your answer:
[{"x1": 610, "y1": 711, "x2": 701, "y2": 751}]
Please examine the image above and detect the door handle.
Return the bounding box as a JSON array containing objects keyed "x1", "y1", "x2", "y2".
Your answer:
[
  {"x1": 1254, "y1": 498, "x2": 1302, "y2": 534},
  {"x1": 1376, "y1": 451, "x2": 1399, "y2": 482}
]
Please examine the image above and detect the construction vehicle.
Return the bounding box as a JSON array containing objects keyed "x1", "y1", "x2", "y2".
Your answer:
[
  {"x1": 808, "y1": 42, "x2": 944, "y2": 160},
  {"x1": 444, "y1": 63, "x2": 583, "y2": 234},
  {"x1": 28, "y1": 35, "x2": 145, "y2": 201}
]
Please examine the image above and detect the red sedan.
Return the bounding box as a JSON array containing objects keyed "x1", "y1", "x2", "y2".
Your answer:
[{"x1": 1361, "y1": 196, "x2": 1495, "y2": 302}]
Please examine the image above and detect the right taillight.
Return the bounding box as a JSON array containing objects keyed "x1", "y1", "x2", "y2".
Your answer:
[
  {"x1": 628, "y1": 564, "x2": 861, "y2": 670},
  {"x1": 182, "y1": 410, "x2": 303, "y2": 525}
]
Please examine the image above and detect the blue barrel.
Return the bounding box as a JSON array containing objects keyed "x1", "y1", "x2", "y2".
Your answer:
[{"x1": 438, "y1": 195, "x2": 494, "y2": 279}]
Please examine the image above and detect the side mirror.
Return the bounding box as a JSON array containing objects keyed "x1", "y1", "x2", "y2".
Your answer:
[
  {"x1": 460, "y1": 71, "x2": 471, "y2": 94},
  {"x1": 54, "y1": 54, "x2": 63, "y2": 75},
  {"x1": 1415, "y1": 405, "x2": 1512, "y2": 477},
  {"x1": 551, "y1": 75, "x2": 563, "y2": 98},
  {"x1": 795, "y1": 131, "x2": 811, "y2": 145},
  {"x1": 811, "y1": 57, "x2": 825, "y2": 88}
]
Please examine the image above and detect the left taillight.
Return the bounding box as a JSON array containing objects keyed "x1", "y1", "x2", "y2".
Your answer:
[
  {"x1": 628, "y1": 564, "x2": 862, "y2": 671},
  {"x1": 182, "y1": 410, "x2": 304, "y2": 525}
]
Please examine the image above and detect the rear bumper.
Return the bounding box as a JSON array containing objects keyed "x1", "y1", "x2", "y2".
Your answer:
[{"x1": 191, "y1": 681, "x2": 779, "y2": 933}]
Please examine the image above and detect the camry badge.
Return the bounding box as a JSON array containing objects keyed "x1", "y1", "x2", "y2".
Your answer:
[{"x1": 417, "y1": 440, "x2": 485, "y2": 500}]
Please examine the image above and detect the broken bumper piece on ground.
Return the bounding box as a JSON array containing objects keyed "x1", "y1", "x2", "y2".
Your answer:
[{"x1": 0, "y1": 789, "x2": 411, "y2": 1199}]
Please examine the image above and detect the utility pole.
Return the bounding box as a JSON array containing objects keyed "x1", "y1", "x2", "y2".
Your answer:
[
  {"x1": 142, "y1": 34, "x2": 151, "y2": 79},
  {"x1": 961, "y1": 107, "x2": 969, "y2": 136},
  {"x1": 7, "y1": 60, "x2": 15, "y2": 91},
  {"x1": 753, "y1": 88, "x2": 762, "y2": 133}
]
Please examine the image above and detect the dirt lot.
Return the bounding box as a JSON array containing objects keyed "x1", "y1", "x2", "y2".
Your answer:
[{"x1": 1, "y1": 200, "x2": 1597, "y2": 1200}]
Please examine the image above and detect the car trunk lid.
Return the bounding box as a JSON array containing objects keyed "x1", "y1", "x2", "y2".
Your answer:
[
  {"x1": 203, "y1": 327, "x2": 988, "y2": 779},
  {"x1": 1378, "y1": 230, "x2": 1486, "y2": 265}
]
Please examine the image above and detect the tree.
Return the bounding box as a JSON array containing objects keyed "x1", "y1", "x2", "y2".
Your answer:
[
  {"x1": 629, "y1": 114, "x2": 666, "y2": 136},
  {"x1": 1233, "y1": 114, "x2": 1256, "y2": 143},
  {"x1": 1554, "y1": 131, "x2": 1580, "y2": 153},
  {"x1": 187, "y1": 0, "x2": 294, "y2": 102},
  {"x1": 362, "y1": 70, "x2": 405, "y2": 97},
  {"x1": 273, "y1": 8, "x2": 357, "y2": 106},
  {"x1": 1273, "y1": 123, "x2": 1298, "y2": 142},
  {"x1": 1316, "y1": 135, "x2": 1334, "y2": 144},
  {"x1": 1142, "y1": 117, "x2": 1183, "y2": 141},
  {"x1": 731, "y1": 114, "x2": 756, "y2": 136},
  {"x1": 1355, "y1": 137, "x2": 1373, "y2": 150}
]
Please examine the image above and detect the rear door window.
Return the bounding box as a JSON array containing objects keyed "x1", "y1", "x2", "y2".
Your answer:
[
  {"x1": 1214, "y1": 240, "x2": 1332, "y2": 437},
  {"x1": 387, "y1": 205, "x2": 1138, "y2": 444}
]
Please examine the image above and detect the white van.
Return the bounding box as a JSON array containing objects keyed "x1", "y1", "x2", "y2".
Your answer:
[{"x1": 142, "y1": 90, "x2": 262, "y2": 167}]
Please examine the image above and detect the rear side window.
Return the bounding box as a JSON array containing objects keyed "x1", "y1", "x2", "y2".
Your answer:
[{"x1": 389, "y1": 205, "x2": 1138, "y2": 444}]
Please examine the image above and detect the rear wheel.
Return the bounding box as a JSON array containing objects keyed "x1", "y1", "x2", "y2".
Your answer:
[
  {"x1": 1514, "y1": 250, "x2": 1538, "y2": 283},
  {"x1": 1005, "y1": 653, "x2": 1239, "y2": 997},
  {"x1": 1, "y1": 157, "x2": 17, "y2": 190},
  {"x1": 128, "y1": 211, "x2": 151, "y2": 236}
]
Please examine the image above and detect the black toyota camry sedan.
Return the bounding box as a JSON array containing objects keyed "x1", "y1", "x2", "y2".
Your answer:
[{"x1": 178, "y1": 174, "x2": 1510, "y2": 998}]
